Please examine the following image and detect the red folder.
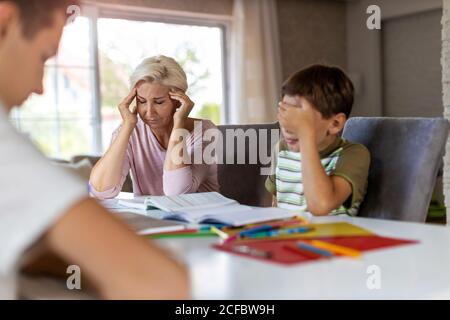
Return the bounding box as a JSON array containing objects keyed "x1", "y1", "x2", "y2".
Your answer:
[{"x1": 213, "y1": 235, "x2": 418, "y2": 265}]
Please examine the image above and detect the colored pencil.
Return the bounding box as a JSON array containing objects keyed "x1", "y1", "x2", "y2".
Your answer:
[{"x1": 309, "y1": 240, "x2": 362, "y2": 258}]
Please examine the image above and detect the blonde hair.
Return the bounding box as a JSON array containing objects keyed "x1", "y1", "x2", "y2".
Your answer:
[{"x1": 130, "y1": 55, "x2": 188, "y2": 92}]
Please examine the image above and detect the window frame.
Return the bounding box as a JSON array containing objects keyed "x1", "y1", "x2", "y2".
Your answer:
[{"x1": 82, "y1": 3, "x2": 231, "y2": 154}]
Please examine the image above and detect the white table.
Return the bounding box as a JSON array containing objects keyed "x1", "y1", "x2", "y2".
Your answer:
[
  {"x1": 20, "y1": 215, "x2": 450, "y2": 299},
  {"x1": 161, "y1": 215, "x2": 450, "y2": 299}
]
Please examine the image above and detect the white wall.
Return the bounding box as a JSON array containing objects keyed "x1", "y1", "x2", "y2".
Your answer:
[
  {"x1": 276, "y1": 0, "x2": 347, "y2": 80},
  {"x1": 346, "y1": 0, "x2": 443, "y2": 117},
  {"x1": 382, "y1": 9, "x2": 443, "y2": 117}
]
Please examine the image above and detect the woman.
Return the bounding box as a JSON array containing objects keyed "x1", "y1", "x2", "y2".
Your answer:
[{"x1": 89, "y1": 55, "x2": 219, "y2": 199}]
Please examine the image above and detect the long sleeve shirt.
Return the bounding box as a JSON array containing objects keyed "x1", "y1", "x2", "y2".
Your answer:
[{"x1": 89, "y1": 118, "x2": 219, "y2": 199}]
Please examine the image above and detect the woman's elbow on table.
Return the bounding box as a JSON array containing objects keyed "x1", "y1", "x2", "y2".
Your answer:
[
  {"x1": 88, "y1": 182, "x2": 121, "y2": 200},
  {"x1": 163, "y1": 182, "x2": 195, "y2": 196},
  {"x1": 162, "y1": 168, "x2": 199, "y2": 196}
]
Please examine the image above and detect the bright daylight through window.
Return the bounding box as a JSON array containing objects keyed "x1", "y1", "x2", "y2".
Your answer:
[{"x1": 10, "y1": 14, "x2": 225, "y2": 160}]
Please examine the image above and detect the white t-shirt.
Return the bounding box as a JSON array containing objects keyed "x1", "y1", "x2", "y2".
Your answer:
[{"x1": 0, "y1": 103, "x2": 87, "y2": 299}]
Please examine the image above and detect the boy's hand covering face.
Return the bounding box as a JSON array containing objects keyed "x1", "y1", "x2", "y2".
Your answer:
[{"x1": 277, "y1": 96, "x2": 318, "y2": 141}]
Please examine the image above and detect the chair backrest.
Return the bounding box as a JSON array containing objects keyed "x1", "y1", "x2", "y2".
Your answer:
[
  {"x1": 342, "y1": 117, "x2": 449, "y2": 222},
  {"x1": 216, "y1": 123, "x2": 280, "y2": 207}
]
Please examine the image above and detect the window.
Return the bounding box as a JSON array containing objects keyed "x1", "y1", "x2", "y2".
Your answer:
[
  {"x1": 10, "y1": 17, "x2": 96, "y2": 159},
  {"x1": 10, "y1": 6, "x2": 228, "y2": 159},
  {"x1": 97, "y1": 17, "x2": 225, "y2": 151}
]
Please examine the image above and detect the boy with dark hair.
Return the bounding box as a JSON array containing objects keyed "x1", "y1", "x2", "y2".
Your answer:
[
  {"x1": 0, "y1": 0, "x2": 188, "y2": 299},
  {"x1": 266, "y1": 64, "x2": 370, "y2": 216}
]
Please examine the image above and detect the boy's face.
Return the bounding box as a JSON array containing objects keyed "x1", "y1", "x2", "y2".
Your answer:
[
  {"x1": 0, "y1": 5, "x2": 66, "y2": 110},
  {"x1": 280, "y1": 95, "x2": 344, "y2": 152}
]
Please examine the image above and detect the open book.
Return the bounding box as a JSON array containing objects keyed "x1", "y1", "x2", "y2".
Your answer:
[
  {"x1": 112, "y1": 211, "x2": 187, "y2": 235},
  {"x1": 118, "y1": 192, "x2": 297, "y2": 227}
]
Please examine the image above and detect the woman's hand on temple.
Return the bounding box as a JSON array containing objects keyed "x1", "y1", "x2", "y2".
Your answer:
[
  {"x1": 169, "y1": 89, "x2": 194, "y2": 127},
  {"x1": 118, "y1": 88, "x2": 138, "y2": 128}
]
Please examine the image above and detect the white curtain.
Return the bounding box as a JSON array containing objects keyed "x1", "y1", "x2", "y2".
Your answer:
[{"x1": 229, "y1": 0, "x2": 283, "y2": 124}]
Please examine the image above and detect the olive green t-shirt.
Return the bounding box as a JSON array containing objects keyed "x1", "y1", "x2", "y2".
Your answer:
[{"x1": 265, "y1": 137, "x2": 371, "y2": 215}]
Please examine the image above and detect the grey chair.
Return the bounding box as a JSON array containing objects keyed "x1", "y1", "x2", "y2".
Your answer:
[
  {"x1": 216, "y1": 123, "x2": 280, "y2": 207},
  {"x1": 342, "y1": 117, "x2": 450, "y2": 222}
]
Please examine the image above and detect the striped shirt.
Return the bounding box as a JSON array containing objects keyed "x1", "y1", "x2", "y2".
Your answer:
[{"x1": 265, "y1": 137, "x2": 370, "y2": 216}]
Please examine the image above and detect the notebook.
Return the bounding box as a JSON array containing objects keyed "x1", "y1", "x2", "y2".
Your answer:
[
  {"x1": 117, "y1": 193, "x2": 235, "y2": 212},
  {"x1": 116, "y1": 197, "x2": 149, "y2": 211},
  {"x1": 162, "y1": 206, "x2": 297, "y2": 226},
  {"x1": 118, "y1": 192, "x2": 297, "y2": 227},
  {"x1": 149, "y1": 192, "x2": 237, "y2": 212},
  {"x1": 113, "y1": 211, "x2": 187, "y2": 235}
]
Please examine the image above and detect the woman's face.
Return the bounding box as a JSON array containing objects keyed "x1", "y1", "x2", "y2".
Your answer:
[{"x1": 135, "y1": 81, "x2": 178, "y2": 129}]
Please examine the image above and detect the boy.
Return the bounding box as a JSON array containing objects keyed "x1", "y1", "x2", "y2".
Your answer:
[
  {"x1": 0, "y1": 0, "x2": 188, "y2": 299},
  {"x1": 266, "y1": 64, "x2": 370, "y2": 216}
]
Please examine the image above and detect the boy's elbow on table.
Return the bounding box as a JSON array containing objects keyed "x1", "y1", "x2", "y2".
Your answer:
[
  {"x1": 307, "y1": 198, "x2": 340, "y2": 216},
  {"x1": 308, "y1": 205, "x2": 332, "y2": 216}
]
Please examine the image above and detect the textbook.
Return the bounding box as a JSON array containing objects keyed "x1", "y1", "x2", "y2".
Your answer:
[
  {"x1": 113, "y1": 211, "x2": 187, "y2": 235},
  {"x1": 118, "y1": 192, "x2": 238, "y2": 212},
  {"x1": 146, "y1": 192, "x2": 237, "y2": 212},
  {"x1": 116, "y1": 197, "x2": 150, "y2": 211},
  {"x1": 117, "y1": 192, "x2": 298, "y2": 227}
]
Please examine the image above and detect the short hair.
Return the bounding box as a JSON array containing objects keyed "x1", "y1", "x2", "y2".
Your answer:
[
  {"x1": 0, "y1": 0, "x2": 80, "y2": 39},
  {"x1": 281, "y1": 64, "x2": 354, "y2": 119},
  {"x1": 130, "y1": 55, "x2": 188, "y2": 92}
]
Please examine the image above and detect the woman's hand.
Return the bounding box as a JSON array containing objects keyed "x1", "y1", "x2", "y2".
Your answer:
[
  {"x1": 169, "y1": 89, "x2": 194, "y2": 127},
  {"x1": 118, "y1": 88, "x2": 138, "y2": 128}
]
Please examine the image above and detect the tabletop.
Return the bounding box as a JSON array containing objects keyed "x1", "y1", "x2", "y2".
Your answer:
[
  {"x1": 160, "y1": 215, "x2": 450, "y2": 299},
  {"x1": 19, "y1": 214, "x2": 450, "y2": 299}
]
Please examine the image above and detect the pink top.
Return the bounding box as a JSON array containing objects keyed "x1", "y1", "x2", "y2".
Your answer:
[{"x1": 89, "y1": 119, "x2": 219, "y2": 199}]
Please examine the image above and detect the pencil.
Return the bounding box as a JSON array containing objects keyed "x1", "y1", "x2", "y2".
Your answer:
[
  {"x1": 282, "y1": 244, "x2": 322, "y2": 259},
  {"x1": 297, "y1": 241, "x2": 334, "y2": 258},
  {"x1": 210, "y1": 226, "x2": 229, "y2": 240},
  {"x1": 309, "y1": 240, "x2": 362, "y2": 258}
]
